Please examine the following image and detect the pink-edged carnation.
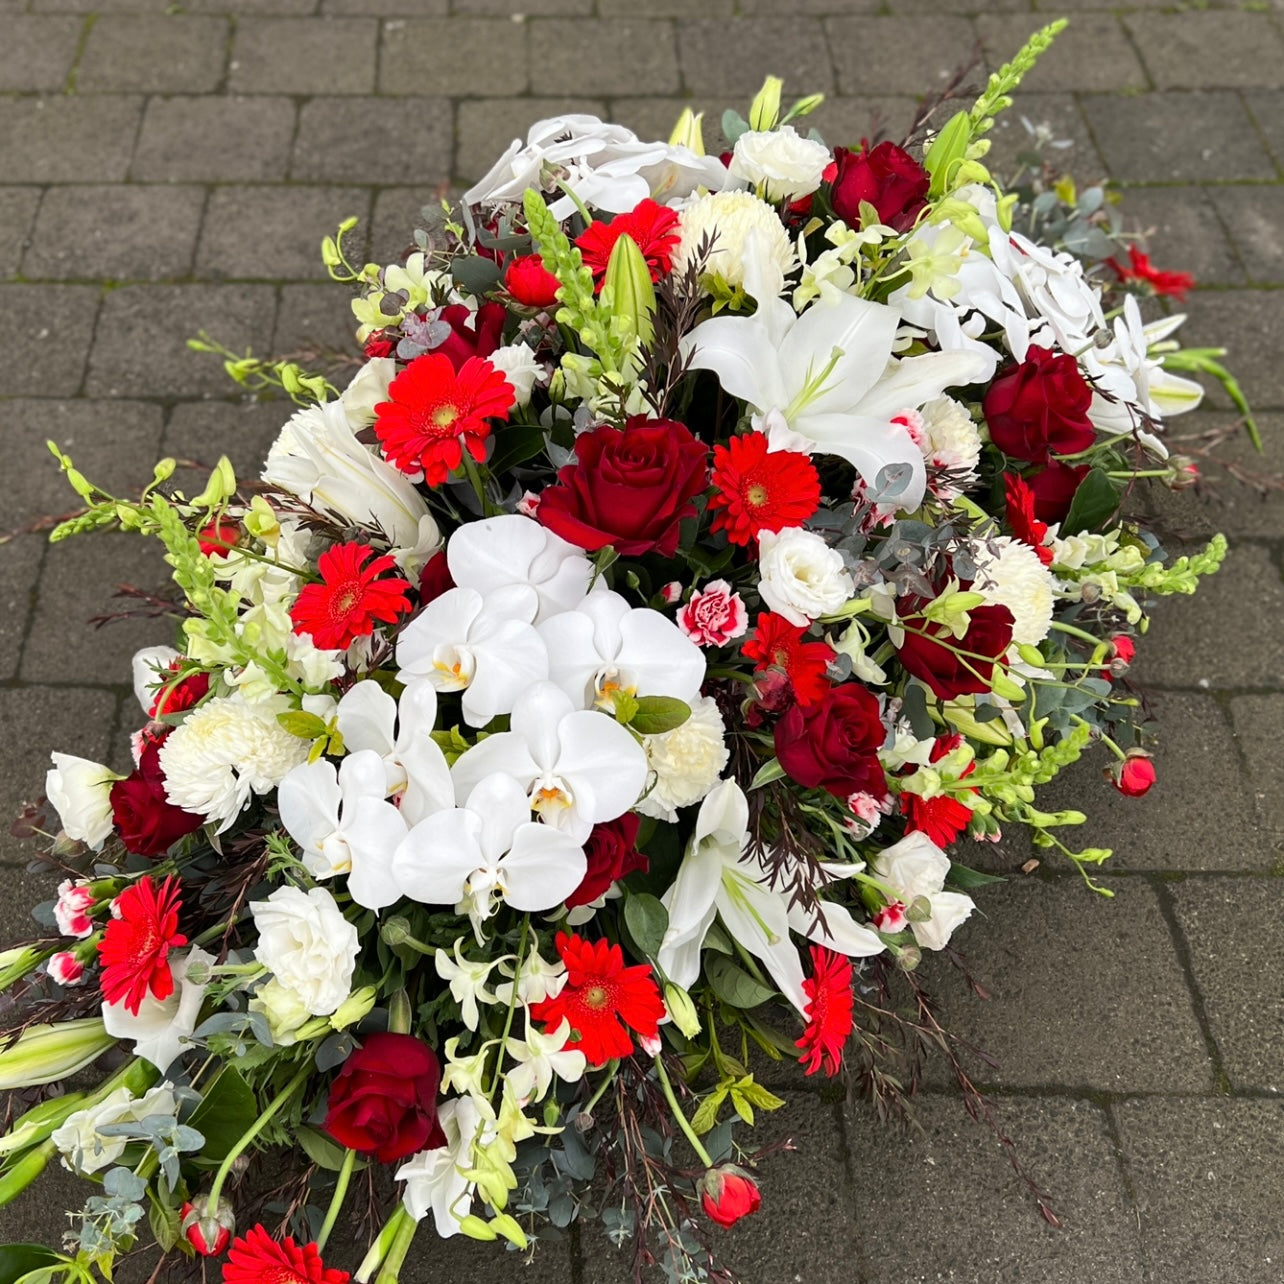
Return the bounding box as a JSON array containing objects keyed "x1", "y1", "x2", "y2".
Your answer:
[
  {"x1": 290, "y1": 542, "x2": 413, "y2": 652},
  {"x1": 97, "y1": 875, "x2": 187, "y2": 1016},
  {"x1": 678, "y1": 580, "x2": 749, "y2": 647},
  {"x1": 54, "y1": 880, "x2": 95, "y2": 938},
  {"x1": 48, "y1": 952, "x2": 86, "y2": 987},
  {"x1": 871, "y1": 902, "x2": 908, "y2": 934},
  {"x1": 796, "y1": 946, "x2": 854, "y2": 1078}
]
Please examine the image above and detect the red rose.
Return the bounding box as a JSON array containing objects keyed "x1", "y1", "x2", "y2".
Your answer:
[
  {"x1": 896, "y1": 599, "x2": 1015, "y2": 701},
  {"x1": 566, "y1": 815, "x2": 648, "y2": 909},
  {"x1": 829, "y1": 141, "x2": 929, "y2": 232},
  {"x1": 1026, "y1": 460, "x2": 1089, "y2": 523},
  {"x1": 364, "y1": 333, "x2": 396, "y2": 360},
  {"x1": 774, "y1": 684, "x2": 886, "y2": 799},
  {"x1": 983, "y1": 346, "x2": 1096, "y2": 464},
  {"x1": 1112, "y1": 751, "x2": 1155, "y2": 797},
  {"x1": 149, "y1": 668, "x2": 210, "y2": 720},
  {"x1": 110, "y1": 739, "x2": 205, "y2": 858},
  {"x1": 699, "y1": 1165, "x2": 762, "y2": 1229},
  {"x1": 537, "y1": 417, "x2": 709, "y2": 558},
  {"x1": 434, "y1": 302, "x2": 506, "y2": 373},
  {"x1": 417, "y1": 549, "x2": 455, "y2": 606},
  {"x1": 323, "y1": 1033, "x2": 445, "y2": 1164},
  {"x1": 504, "y1": 254, "x2": 561, "y2": 308}
]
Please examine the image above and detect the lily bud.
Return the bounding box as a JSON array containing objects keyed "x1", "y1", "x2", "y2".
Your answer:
[
  {"x1": 0, "y1": 1019, "x2": 114, "y2": 1091},
  {"x1": 0, "y1": 1092, "x2": 87, "y2": 1158},
  {"x1": 0, "y1": 1140, "x2": 54, "y2": 1209},
  {"x1": 457, "y1": 1214, "x2": 500, "y2": 1242},
  {"x1": 698, "y1": 1164, "x2": 762, "y2": 1229},
  {"x1": 668, "y1": 107, "x2": 706, "y2": 156},
  {"x1": 181, "y1": 1195, "x2": 235, "y2": 1257},
  {"x1": 330, "y1": 986, "x2": 378, "y2": 1031},
  {"x1": 748, "y1": 75, "x2": 783, "y2": 132},
  {"x1": 601, "y1": 232, "x2": 656, "y2": 350},
  {"x1": 663, "y1": 982, "x2": 702, "y2": 1039}
]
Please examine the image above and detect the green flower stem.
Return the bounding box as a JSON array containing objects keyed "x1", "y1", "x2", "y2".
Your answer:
[
  {"x1": 652, "y1": 1054, "x2": 713, "y2": 1169},
  {"x1": 355, "y1": 1205, "x2": 410, "y2": 1283},
  {"x1": 315, "y1": 1147, "x2": 358, "y2": 1255},
  {"x1": 580, "y1": 1058, "x2": 619, "y2": 1119},
  {"x1": 1048, "y1": 620, "x2": 1104, "y2": 647},
  {"x1": 205, "y1": 1061, "x2": 311, "y2": 1215},
  {"x1": 487, "y1": 915, "x2": 529, "y2": 1102},
  {"x1": 1095, "y1": 732, "x2": 1128, "y2": 763},
  {"x1": 374, "y1": 1205, "x2": 419, "y2": 1284}
]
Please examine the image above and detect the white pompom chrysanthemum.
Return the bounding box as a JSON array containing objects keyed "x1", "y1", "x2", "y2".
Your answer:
[
  {"x1": 159, "y1": 694, "x2": 309, "y2": 832},
  {"x1": 672, "y1": 190, "x2": 796, "y2": 291},
  {"x1": 635, "y1": 695, "x2": 730, "y2": 823},
  {"x1": 970, "y1": 536, "x2": 1055, "y2": 646},
  {"x1": 921, "y1": 396, "x2": 982, "y2": 477}
]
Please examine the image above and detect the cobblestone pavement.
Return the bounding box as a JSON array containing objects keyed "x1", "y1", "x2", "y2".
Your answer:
[{"x1": 2, "y1": 1, "x2": 1283, "y2": 1281}]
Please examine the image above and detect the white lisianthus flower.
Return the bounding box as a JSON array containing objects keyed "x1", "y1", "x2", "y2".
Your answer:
[
  {"x1": 729, "y1": 126, "x2": 831, "y2": 203},
  {"x1": 45, "y1": 754, "x2": 119, "y2": 850},
  {"x1": 486, "y1": 343, "x2": 545, "y2": 408},
  {"x1": 52, "y1": 1084, "x2": 179, "y2": 1175},
  {"x1": 672, "y1": 190, "x2": 796, "y2": 293},
  {"x1": 158, "y1": 694, "x2": 309, "y2": 833},
  {"x1": 870, "y1": 832, "x2": 974, "y2": 952},
  {"x1": 636, "y1": 694, "x2": 730, "y2": 823},
  {"x1": 250, "y1": 886, "x2": 360, "y2": 1017},
  {"x1": 970, "y1": 535, "x2": 1055, "y2": 645},
  {"x1": 247, "y1": 978, "x2": 312, "y2": 1046},
  {"x1": 102, "y1": 946, "x2": 214, "y2": 1072},
  {"x1": 756, "y1": 527, "x2": 854, "y2": 626},
  {"x1": 338, "y1": 357, "x2": 397, "y2": 427}
]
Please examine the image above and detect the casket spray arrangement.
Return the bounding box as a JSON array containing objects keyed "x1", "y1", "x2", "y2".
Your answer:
[{"x1": 0, "y1": 20, "x2": 1251, "y2": 1284}]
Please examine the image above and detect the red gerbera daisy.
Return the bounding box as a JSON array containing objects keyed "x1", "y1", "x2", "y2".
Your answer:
[
  {"x1": 708, "y1": 432, "x2": 822, "y2": 546},
  {"x1": 575, "y1": 199, "x2": 682, "y2": 290},
  {"x1": 796, "y1": 946, "x2": 854, "y2": 1077},
  {"x1": 373, "y1": 352, "x2": 513, "y2": 486},
  {"x1": 741, "y1": 612, "x2": 834, "y2": 707},
  {"x1": 529, "y1": 932, "x2": 666, "y2": 1067},
  {"x1": 1002, "y1": 472, "x2": 1054, "y2": 567},
  {"x1": 223, "y1": 1225, "x2": 349, "y2": 1284},
  {"x1": 1108, "y1": 245, "x2": 1195, "y2": 302},
  {"x1": 290, "y1": 542, "x2": 413, "y2": 651},
  {"x1": 98, "y1": 875, "x2": 187, "y2": 1015}
]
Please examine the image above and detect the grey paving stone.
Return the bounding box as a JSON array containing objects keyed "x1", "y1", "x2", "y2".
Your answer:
[
  {"x1": 0, "y1": 188, "x2": 43, "y2": 278},
  {"x1": 292, "y1": 98, "x2": 452, "y2": 185},
  {"x1": 229, "y1": 17, "x2": 377, "y2": 95},
  {"x1": 1229, "y1": 694, "x2": 1284, "y2": 846},
  {"x1": 528, "y1": 20, "x2": 679, "y2": 98},
  {"x1": 197, "y1": 185, "x2": 372, "y2": 281},
  {"x1": 1243, "y1": 91, "x2": 1284, "y2": 173},
  {"x1": 86, "y1": 284, "x2": 277, "y2": 398},
  {"x1": 677, "y1": 18, "x2": 835, "y2": 97},
  {"x1": 982, "y1": 92, "x2": 1105, "y2": 183},
  {"x1": 76, "y1": 15, "x2": 230, "y2": 93},
  {"x1": 130, "y1": 97, "x2": 296, "y2": 183},
  {"x1": 739, "y1": 0, "x2": 871, "y2": 13},
  {"x1": 828, "y1": 16, "x2": 977, "y2": 98},
  {"x1": 0, "y1": 1157, "x2": 97, "y2": 1261},
  {"x1": 1176, "y1": 289, "x2": 1284, "y2": 412},
  {"x1": 0, "y1": 538, "x2": 44, "y2": 682},
  {"x1": 1079, "y1": 91, "x2": 1277, "y2": 184},
  {"x1": 848, "y1": 1095, "x2": 1144, "y2": 1284},
  {"x1": 374, "y1": 1226, "x2": 575, "y2": 1284},
  {"x1": 322, "y1": 0, "x2": 445, "y2": 12},
  {"x1": 1111, "y1": 186, "x2": 1245, "y2": 287},
  {"x1": 1126, "y1": 11, "x2": 1284, "y2": 91},
  {"x1": 0, "y1": 97, "x2": 143, "y2": 184},
  {"x1": 23, "y1": 185, "x2": 206, "y2": 282},
  {"x1": 379, "y1": 17, "x2": 528, "y2": 97},
  {"x1": 977, "y1": 13, "x2": 1146, "y2": 93},
  {"x1": 457, "y1": 97, "x2": 607, "y2": 185},
  {"x1": 164, "y1": 399, "x2": 293, "y2": 482},
  {"x1": 0, "y1": 15, "x2": 84, "y2": 91},
  {"x1": 1207, "y1": 185, "x2": 1284, "y2": 284},
  {"x1": 369, "y1": 186, "x2": 443, "y2": 266},
  {"x1": 1113, "y1": 1097, "x2": 1284, "y2": 1283},
  {"x1": 0, "y1": 285, "x2": 99, "y2": 397},
  {"x1": 809, "y1": 96, "x2": 922, "y2": 150},
  {"x1": 926, "y1": 877, "x2": 1212, "y2": 1092},
  {"x1": 604, "y1": 0, "x2": 726, "y2": 14},
  {"x1": 273, "y1": 282, "x2": 360, "y2": 361},
  {"x1": 0, "y1": 398, "x2": 165, "y2": 528},
  {"x1": 0, "y1": 687, "x2": 117, "y2": 869},
  {"x1": 1170, "y1": 878, "x2": 1284, "y2": 1092}
]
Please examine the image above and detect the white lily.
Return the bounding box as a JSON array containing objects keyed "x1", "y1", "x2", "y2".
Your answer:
[
  {"x1": 450, "y1": 682, "x2": 648, "y2": 843},
  {"x1": 506, "y1": 1018, "x2": 587, "y2": 1107},
  {"x1": 397, "y1": 1096, "x2": 485, "y2": 1239},
  {"x1": 538, "y1": 588, "x2": 705, "y2": 710},
  {"x1": 101, "y1": 947, "x2": 214, "y2": 1073}
]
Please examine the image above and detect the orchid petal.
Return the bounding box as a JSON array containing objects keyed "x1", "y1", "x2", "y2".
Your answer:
[
  {"x1": 344, "y1": 798, "x2": 411, "y2": 911},
  {"x1": 336, "y1": 681, "x2": 398, "y2": 758},
  {"x1": 554, "y1": 710, "x2": 649, "y2": 823},
  {"x1": 461, "y1": 616, "x2": 550, "y2": 728},
  {"x1": 277, "y1": 760, "x2": 340, "y2": 856},
  {"x1": 499, "y1": 824, "x2": 588, "y2": 912},
  {"x1": 467, "y1": 774, "x2": 532, "y2": 864},
  {"x1": 394, "y1": 809, "x2": 485, "y2": 905},
  {"x1": 451, "y1": 736, "x2": 541, "y2": 810}
]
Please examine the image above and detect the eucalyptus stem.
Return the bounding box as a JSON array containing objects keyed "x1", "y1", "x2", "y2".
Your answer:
[
  {"x1": 652, "y1": 1054, "x2": 713, "y2": 1169},
  {"x1": 315, "y1": 1147, "x2": 358, "y2": 1254}
]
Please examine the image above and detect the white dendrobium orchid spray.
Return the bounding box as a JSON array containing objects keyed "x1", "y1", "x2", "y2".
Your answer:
[
  {"x1": 434, "y1": 941, "x2": 499, "y2": 1033},
  {"x1": 101, "y1": 946, "x2": 215, "y2": 1073},
  {"x1": 505, "y1": 1018, "x2": 587, "y2": 1107},
  {"x1": 449, "y1": 682, "x2": 649, "y2": 843},
  {"x1": 870, "y1": 831, "x2": 975, "y2": 952},
  {"x1": 538, "y1": 587, "x2": 706, "y2": 710}
]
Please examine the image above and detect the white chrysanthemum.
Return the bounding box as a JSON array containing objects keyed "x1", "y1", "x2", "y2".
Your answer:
[
  {"x1": 920, "y1": 396, "x2": 981, "y2": 475},
  {"x1": 672, "y1": 190, "x2": 796, "y2": 291},
  {"x1": 159, "y1": 695, "x2": 308, "y2": 832},
  {"x1": 636, "y1": 695, "x2": 730, "y2": 823},
  {"x1": 971, "y1": 536, "x2": 1055, "y2": 646}
]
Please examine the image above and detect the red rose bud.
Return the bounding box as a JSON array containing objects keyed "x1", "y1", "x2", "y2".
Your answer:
[
  {"x1": 364, "y1": 332, "x2": 397, "y2": 359},
  {"x1": 828, "y1": 141, "x2": 929, "y2": 232},
  {"x1": 983, "y1": 347, "x2": 1096, "y2": 464},
  {"x1": 417, "y1": 549, "x2": 455, "y2": 606},
  {"x1": 1109, "y1": 635, "x2": 1136, "y2": 676},
  {"x1": 1165, "y1": 455, "x2": 1200, "y2": 490},
  {"x1": 1026, "y1": 460, "x2": 1090, "y2": 524},
  {"x1": 181, "y1": 1196, "x2": 234, "y2": 1256},
  {"x1": 1112, "y1": 750, "x2": 1156, "y2": 798},
  {"x1": 505, "y1": 254, "x2": 561, "y2": 308},
  {"x1": 198, "y1": 520, "x2": 240, "y2": 559},
  {"x1": 699, "y1": 1165, "x2": 762, "y2": 1229}
]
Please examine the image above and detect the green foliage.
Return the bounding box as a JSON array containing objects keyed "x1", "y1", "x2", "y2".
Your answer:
[{"x1": 969, "y1": 20, "x2": 1068, "y2": 140}]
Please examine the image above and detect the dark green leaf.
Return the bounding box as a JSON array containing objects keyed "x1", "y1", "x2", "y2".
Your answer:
[
  {"x1": 1062, "y1": 469, "x2": 1122, "y2": 535},
  {"x1": 149, "y1": 1198, "x2": 180, "y2": 1254},
  {"x1": 0, "y1": 1245, "x2": 60, "y2": 1284},
  {"x1": 297, "y1": 1126, "x2": 364, "y2": 1174},
  {"x1": 623, "y1": 893, "x2": 669, "y2": 960},
  {"x1": 705, "y1": 955, "x2": 775, "y2": 1010},
  {"x1": 945, "y1": 863, "x2": 1006, "y2": 890},
  {"x1": 186, "y1": 1065, "x2": 257, "y2": 1162},
  {"x1": 630, "y1": 696, "x2": 690, "y2": 737},
  {"x1": 451, "y1": 256, "x2": 503, "y2": 297},
  {"x1": 488, "y1": 422, "x2": 546, "y2": 475}
]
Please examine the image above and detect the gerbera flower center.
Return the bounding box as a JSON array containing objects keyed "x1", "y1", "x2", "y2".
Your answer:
[
  {"x1": 745, "y1": 482, "x2": 769, "y2": 509},
  {"x1": 582, "y1": 984, "x2": 610, "y2": 1010},
  {"x1": 431, "y1": 404, "x2": 459, "y2": 428},
  {"x1": 331, "y1": 583, "x2": 361, "y2": 616}
]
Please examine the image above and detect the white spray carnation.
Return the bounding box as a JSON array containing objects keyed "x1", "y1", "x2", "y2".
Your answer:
[{"x1": 636, "y1": 695, "x2": 730, "y2": 823}]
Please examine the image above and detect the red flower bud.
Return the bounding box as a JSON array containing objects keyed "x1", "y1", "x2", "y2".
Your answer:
[
  {"x1": 198, "y1": 520, "x2": 241, "y2": 559},
  {"x1": 699, "y1": 1165, "x2": 762, "y2": 1229},
  {"x1": 181, "y1": 1196, "x2": 234, "y2": 1256},
  {"x1": 1111, "y1": 750, "x2": 1156, "y2": 798},
  {"x1": 504, "y1": 254, "x2": 562, "y2": 308}
]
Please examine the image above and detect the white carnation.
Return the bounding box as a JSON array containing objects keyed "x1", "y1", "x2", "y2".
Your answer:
[
  {"x1": 251, "y1": 885, "x2": 359, "y2": 1017},
  {"x1": 636, "y1": 695, "x2": 730, "y2": 823},
  {"x1": 757, "y1": 527, "x2": 854, "y2": 626},
  {"x1": 970, "y1": 535, "x2": 1055, "y2": 646},
  {"x1": 672, "y1": 190, "x2": 796, "y2": 292},
  {"x1": 52, "y1": 1084, "x2": 178, "y2": 1175},
  {"x1": 487, "y1": 343, "x2": 545, "y2": 407},
  {"x1": 920, "y1": 396, "x2": 981, "y2": 477},
  {"x1": 158, "y1": 695, "x2": 308, "y2": 832},
  {"x1": 729, "y1": 127, "x2": 831, "y2": 203},
  {"x1": 45, "y1": 754, "x2": 118, "y2": 849}
]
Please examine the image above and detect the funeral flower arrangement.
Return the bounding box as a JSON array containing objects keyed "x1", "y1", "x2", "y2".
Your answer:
[{"x1": 0, "y1": 21, "x2": 1244, "y2": 1284}]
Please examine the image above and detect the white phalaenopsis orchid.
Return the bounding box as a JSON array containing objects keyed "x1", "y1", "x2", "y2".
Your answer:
[
  {"x1": 658, "y1": 780, "x2": 884, "y2": 1014},
  {"x1": 392, "y1": 773, "x2": 587, "y2": 929},
  {"x1": 276, "y1": 750, "x2": 411, "y2": 910},
  {"x1": 395, "y1": 587, "x2": 549, "y2": 729},
  {"x1": 335, "y1": 680, "x2": 453, "y2": 825},
  {"x1": 450, "y1": 682, "x2": 649, "y2": 843},
  {"x1": 537, "y1": 588, "x2": 705, "y2": 710}
]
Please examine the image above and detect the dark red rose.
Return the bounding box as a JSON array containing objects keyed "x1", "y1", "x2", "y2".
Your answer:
[
  {"x1": 417, "y1": 549, "x2": 455, "y2": 605},
  {"x1": 774, "y1": 684, "x2": 886, "y2": 799},
  {"x1": 505, "y1": 254, "x2": 561, "y2": 308},
  {"x1": 110, "y1": 739, "x2": 205, "y2": 857},
  {"x1": 829, "y1": 141, "x2": 929, "y2": 232},
  {"x1": 983, "y1": 346, "x2": 1096, "y2": 464},
  {"x1": 537, "y1": 417, "x2": 709, "y2": 558},
  {"x1": 896, "y1": 599, "x2": 1015, "y2": 701},
  {"x1": 434, "y1": 302, "x2": 506, "y2": 373},
  {"x1": 1026, "y1": 460, "x2": 1090, "y2": 523},
  {"x1": 699, "y1": 1166, "x2": 762, "y2": 1229},
  {"x1": 149, "y1": 668, "x2": 210, "y2": 720},
  {"x1": 323, "y1": 1033, "x2": 445, "y2": 1164},
  {"x1": 364, "y1": 333, "x2": 396, "y2": 360},
  {"x1": 566, "y1": 815, "x2": 648, "y2": 909}
]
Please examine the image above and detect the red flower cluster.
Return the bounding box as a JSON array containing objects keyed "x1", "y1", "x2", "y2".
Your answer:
[
  {"x1": 290, "y1": 542, "x2": 414, "y2": 652},
  {"x1": 1003, "y1": 472, "x2": 1054, "y2": 566},
  {"x1": 796, "y1": 946, "x2": 854, "y2": 1077},
  {"x1": 575, "y1": 199, "x2": 682, "y2": 288},
  {"x1": 900, "y1": 734, "x2": 977, "y2": 848},
  {"x1": 984, "y1": 346, "x2": 1096, "y2": 464},
  {"x1": 1109, "y1": 246, "x2": 1195, "y2": 302},
  {"x1": 741, "y1": 612, "x2": 834, "y2": 707},
  {"x1": 98, "y1": 875, "x2": 187, "y2": 1015},
  {"x1": 223, "y1": 1225, "x2": 348, "y2": 1284},
  {"x1": 707, "y1": 431, "x2": 821, "y2": 546}
]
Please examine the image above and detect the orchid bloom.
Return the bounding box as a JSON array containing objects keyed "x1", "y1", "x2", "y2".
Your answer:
[
  {"x1": 537, "y1": 587, "x2": 706, "y2": 711},
  {"x1": 449, "y1": 682, "x2": 649, "y2": 843},
  {"x1": 658, "y1": 780, "x2": 884, "y2": 1014},
  {"x1": 506, "y1": 1018, "x2": 587, "y2": 1107},
  {"x1": 434, "y1": 940, "x2": 499, "y2": 1033},
  {"x1": 397, "y1": 1096, "x2": 486, "y2": 1238},
  {"x1": 681, "y1": 245, "x2": 991, "y2": 512},
  {"x1": 275, "y1": 750, "x2": 411, "y2": 911}
]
